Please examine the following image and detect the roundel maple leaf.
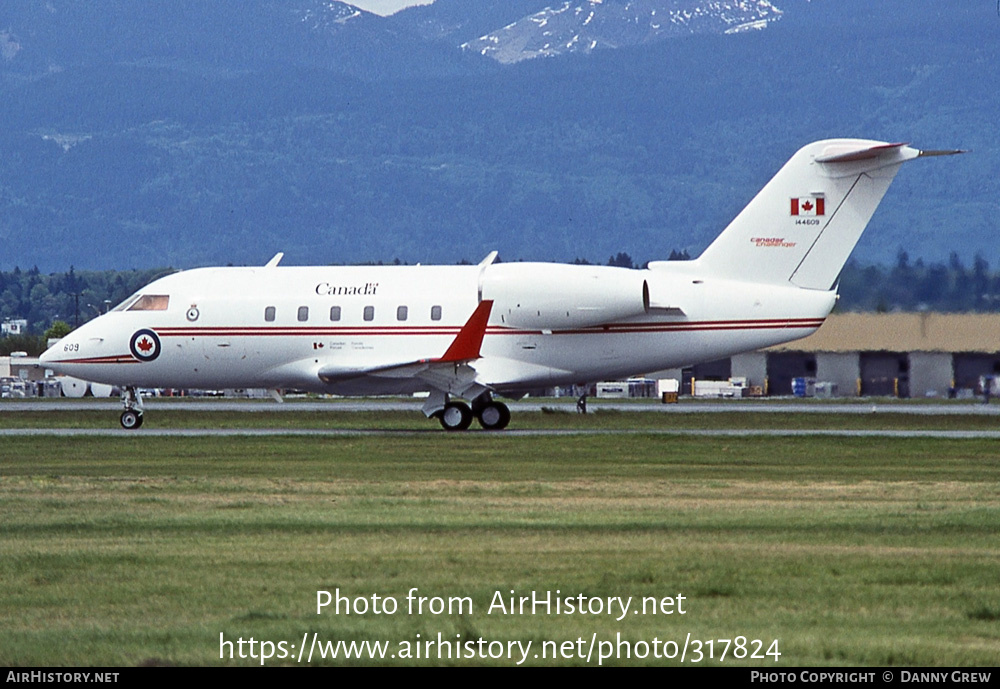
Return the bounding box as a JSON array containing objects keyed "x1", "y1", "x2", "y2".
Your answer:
[{"x1": 129, "y1": 329, "x2": 161, "y2": 362}]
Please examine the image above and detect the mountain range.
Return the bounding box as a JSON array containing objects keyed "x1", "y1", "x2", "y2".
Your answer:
[
  {"x1": 461, "y1": 0, "x2": 784, "y2": 63},
  {"x1": 0, "y1": 0, "x2": 995, "y2": 273}
]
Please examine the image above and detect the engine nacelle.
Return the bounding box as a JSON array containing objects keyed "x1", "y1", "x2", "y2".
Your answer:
[
  {"x1": 642, "y1": 266, "x2": 705, "y2": 315},
  {"x1": 481, "y1": 263, "x2": 648, "y2": 330}
]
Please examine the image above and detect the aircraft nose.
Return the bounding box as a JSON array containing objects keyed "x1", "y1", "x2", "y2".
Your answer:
[
  {"x1": 39, "y1": 334, "x2": 85, "y2": 370},
  {"x1": 39, "y1": 342, "x2": 57, "y2": 365},
  {"x1": 38, "y1": 340, "x2": 67, "y2": 371}
]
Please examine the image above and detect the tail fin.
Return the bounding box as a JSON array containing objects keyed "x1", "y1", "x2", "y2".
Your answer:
[{"x1": 695, "y1": 139, "x2": 961, "y2": 291}]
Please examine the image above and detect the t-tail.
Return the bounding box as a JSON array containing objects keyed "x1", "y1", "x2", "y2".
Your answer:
[{"x1": 695, "y1": 139, "x2": 963, "y2": 291}]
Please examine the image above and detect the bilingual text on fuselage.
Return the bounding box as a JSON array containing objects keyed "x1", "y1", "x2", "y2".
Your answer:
[{"x1": 315, "y1": 282, "x2": 379, "y2": 297}]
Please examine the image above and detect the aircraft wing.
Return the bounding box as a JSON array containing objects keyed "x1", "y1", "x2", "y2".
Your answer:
[{"x1": 316, "y1": 300, "x2": 493, "y2": 398}]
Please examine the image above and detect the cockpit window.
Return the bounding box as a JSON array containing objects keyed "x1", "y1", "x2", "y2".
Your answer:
[
  {"x1": 111, "y1": 293, "x2": 141, "y2": 312},
  {"x1": 126, "y1": 295, "x2": 170, "y2": 311}
]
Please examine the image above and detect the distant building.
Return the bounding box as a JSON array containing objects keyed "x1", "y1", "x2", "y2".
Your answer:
[
  {"x1": 650, "y1": 313, "x2": 1000, "y2": 398},
  {"x1": 1, "y1": 319, "x2": 27, "y2": 336},
  {"x1": 1, "y1": 355, "x2": 61, "y2": 398},
  {"x1": 1, "y1": 355, "x2": 44, "y2": 382}
]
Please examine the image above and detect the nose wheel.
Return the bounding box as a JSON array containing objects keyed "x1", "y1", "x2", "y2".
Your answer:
[
  {"x1": 119, "y1": 386, "x2": 145, "y2": 430},
  {"x1": 120, "y1": 409, "x2": 144, "y2": 429}
]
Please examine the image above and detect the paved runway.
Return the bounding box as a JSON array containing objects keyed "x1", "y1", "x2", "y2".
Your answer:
[
  {"x1": 4, "y1": 398, "x2": 1000, "y2": 437},
  {"x1": 6, "y1": 398, "x2": 1000, "y2": 414},
  {"x1": 3, "y1": 427, "x2": 1000, "y2": 438}
]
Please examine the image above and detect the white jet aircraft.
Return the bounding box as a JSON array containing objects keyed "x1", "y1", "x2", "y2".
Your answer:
[{"x1": 40, "y1": 139, "x2": 961, "y2": 430}]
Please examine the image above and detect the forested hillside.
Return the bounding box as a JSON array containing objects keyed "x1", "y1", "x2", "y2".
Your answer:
[
  {"x1": 0, "y1": 267, "x2": 168, "y2": 352},
  {"x1": 0, "y1": 0, "x2": 994, "y2": 273}
]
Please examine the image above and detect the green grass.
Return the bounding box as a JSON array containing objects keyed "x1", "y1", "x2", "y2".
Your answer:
[{"x1": 1, "y1": 423, "x2": 999, "y2": 665}]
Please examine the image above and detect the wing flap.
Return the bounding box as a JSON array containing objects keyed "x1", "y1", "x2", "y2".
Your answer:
[{"x1": 317, "y1": 359, "x2": 432, "y2": 383}]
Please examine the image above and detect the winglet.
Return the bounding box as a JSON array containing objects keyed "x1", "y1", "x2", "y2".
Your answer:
[
  {"x1": 438, "y1": 300, "x2": 493, "y2": 363},
  {"x1": 265, "y1": 252, "x2": 284, "y2": 268}
]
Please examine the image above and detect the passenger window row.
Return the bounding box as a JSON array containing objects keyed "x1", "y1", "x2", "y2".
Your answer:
[{"x1": 264, "y1": 305, "x2": 443, "y2": 323}]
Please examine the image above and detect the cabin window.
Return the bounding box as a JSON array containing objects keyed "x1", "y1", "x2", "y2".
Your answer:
[
  {"x1": 431, "y1": 305, "x2": 442, "y2": 321},
  {"x1": 264, "y1": 306, "x2": 276, "y2": 322},
  {"x1": 126, "y1": 295, "x2": 170, "y2": 311},
  {"x1": 297, "y1": 306, "x2": 309, "y2": 322},
  {"x1": 330, "y1": 306, "x2": 341, "y2": 321},
  {"x1": 396, "y1": 305, "x2": 408, "y2": 321},
  {"x1": 363, "y1": 306, "x2": 375, "y2": 321}
]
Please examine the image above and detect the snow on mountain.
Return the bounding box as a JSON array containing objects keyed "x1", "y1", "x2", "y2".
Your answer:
[
  {"x1": 462, "y1": 0, "x2": 783, "y2": 63},
  {"x1": 294, "y1": 1, "x2": 370, "y2": 31},
  {"x1": 0, "y1": 1, "x2": 469, "y2": 80}
]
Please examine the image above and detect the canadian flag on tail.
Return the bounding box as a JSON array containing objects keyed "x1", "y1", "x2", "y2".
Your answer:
[{"x1": 790, "y1": 197, "x2": 824, "y2": 216}]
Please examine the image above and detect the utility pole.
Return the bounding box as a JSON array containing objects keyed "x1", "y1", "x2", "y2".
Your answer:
[{"x1": 70, "y1": 292, "x2": 81, "y2": 328}]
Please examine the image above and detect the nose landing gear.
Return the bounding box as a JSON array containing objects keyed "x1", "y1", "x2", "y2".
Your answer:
[{"x1": 120, "y1": 386, "x2": 144, "y2": 429}]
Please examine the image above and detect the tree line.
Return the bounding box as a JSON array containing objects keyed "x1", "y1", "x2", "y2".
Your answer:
[
  {"x1": 3, "y1": 252, "x2": 1000, "y2": 356},
  {"x1": 1, "y1": 266, "x2": 169, "y2": 355}
]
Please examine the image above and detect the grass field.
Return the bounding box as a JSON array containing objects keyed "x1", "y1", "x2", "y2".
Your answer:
[{"x1": 1, "y1": 405, "x2": 999, "y2": 666}]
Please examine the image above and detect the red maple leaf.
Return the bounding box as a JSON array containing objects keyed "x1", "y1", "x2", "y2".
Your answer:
[
  {"x1": 137, "y1": 337, "x2": 153, "y2": 353},
  {"x1": 801, "y1": 200, "x2": 814, "y2": 212}
]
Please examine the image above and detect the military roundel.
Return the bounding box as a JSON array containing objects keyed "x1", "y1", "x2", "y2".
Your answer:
[{"x1": 129, "y1": 329, "x2": 161, "y2": 362}]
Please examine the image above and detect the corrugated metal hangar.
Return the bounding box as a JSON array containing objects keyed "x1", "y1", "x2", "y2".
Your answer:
[{"x1": 656, "y1": 313, "x2": 1000, "y2": 398}]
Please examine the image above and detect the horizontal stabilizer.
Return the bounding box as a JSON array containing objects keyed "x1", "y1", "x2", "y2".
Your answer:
[
  {"x1": 918, "y1": 149, "x2": 968, "y2": 158},
  {"x1": 815, "y1": 142, "x2": 909, "y2": 163}
]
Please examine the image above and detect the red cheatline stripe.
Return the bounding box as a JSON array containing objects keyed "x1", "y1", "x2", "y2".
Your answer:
[
  {"x1": 155, "y1": 326, "x2": 464, "y2": 332},
  {"x1": 155, "y1": 327, "x2": 461, "y2": 337},
  {"x1": 50, "y1": 318, "x2": 823, "y2": 366},
  {"x1": 53, "y1": 355, "x2": 138, "y2": 364},
  {"x1": 485, "y1": 318, "x2": 825, "y2": 336},
  {"x1": 152, "y1": 317, "x2": 825, "y2": 338}
]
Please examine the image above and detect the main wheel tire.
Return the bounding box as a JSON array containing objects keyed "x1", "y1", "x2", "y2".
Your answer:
[
  {"x1": 477, "y1": 401, "x2": 511, "y2": 430},
  {"x1": 439, "y1": 401, "x2": 473, "y2": 431},
  {"x1": 120, "y1": 410, "x2": 143, "y2": 430}
]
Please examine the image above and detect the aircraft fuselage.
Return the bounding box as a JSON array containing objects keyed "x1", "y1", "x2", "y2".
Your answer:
[
  {"x1": 39, "y1": 139, "x2": 960, "y2": 430},
  {"x1": 42, "y1": 261, "x2": 834, "y2": 395}
]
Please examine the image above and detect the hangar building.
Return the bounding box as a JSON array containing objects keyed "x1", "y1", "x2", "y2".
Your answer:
[{"x1": 657, "y1": 313, "x2": 1000, "y2": 398}]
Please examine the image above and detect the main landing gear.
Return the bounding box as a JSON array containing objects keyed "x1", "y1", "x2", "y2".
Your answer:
[
  {"x1": 120, "y1": 386, "x2": 144, "y2": 430},
  {"x1": 436, "y1": 394, "x2": 511, "y2": 431}
]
